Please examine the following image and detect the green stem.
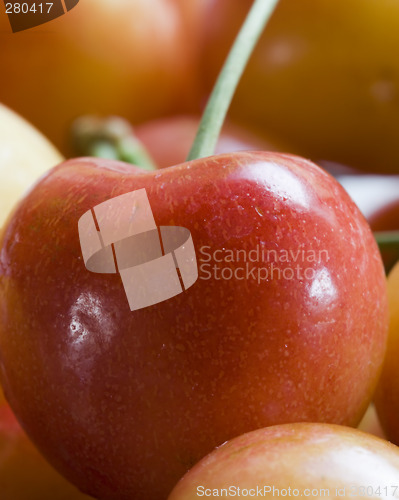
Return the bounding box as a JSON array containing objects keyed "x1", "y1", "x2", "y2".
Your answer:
[
  {"x1": 374, "y1": 231, "x2": 399, "y2": 251},
  {"x1": 187, "y1": 0, "x2": 280, "y2": 161},
  {"x1": 90, "y1": 140, "x2": 120, "y2": 160},
  {"x1": 71, "y1": 116, "x2": 157, "y2": 171}
]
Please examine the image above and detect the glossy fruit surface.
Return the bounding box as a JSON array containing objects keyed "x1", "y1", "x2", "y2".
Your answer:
[
  {"x1": 0, "y1": 0, "x2": 204, "y2": 152},
  {"x1": 0, "y1": 104, "x2": 62, "y2": 227},
  {"x1": 169, "y1": 423, "x2": 399, "y2": 499},
  {"x1": 0, "y1": 389, "x2": 92, "y2": 500},
  {"x1": 201, "y1": 0, "x2": 399, "y2": 172},
  {"x1": 0, "y1": 152, "x2": 388, "y2": 499},
  {"x1": 375, "y1": 261, "x2": 399, "y2": 445}
]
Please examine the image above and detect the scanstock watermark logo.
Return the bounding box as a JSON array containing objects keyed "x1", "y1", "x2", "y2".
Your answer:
[
  {"x1": 3, "y1": 0, "x2": 79, "y2": 32},
  {"x1": 78, "y1": 189, "x2": 198, "y2": 312},
  {"x1": 78, "y1": 189, "x2": 331, "y2": 311}
]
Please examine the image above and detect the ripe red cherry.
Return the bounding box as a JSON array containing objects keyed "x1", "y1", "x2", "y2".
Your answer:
[{"x1": 0, "y1": 151, "x2": 388, "y2": 499}]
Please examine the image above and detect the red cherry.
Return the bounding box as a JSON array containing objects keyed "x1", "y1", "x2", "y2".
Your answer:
[{"x1": 0, "y1": 151, "x2": 388, "y2": 499}]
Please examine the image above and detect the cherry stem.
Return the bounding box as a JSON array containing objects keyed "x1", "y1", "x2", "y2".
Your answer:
[
  {"x1": 187, "y1": 0, "x2": 280, "y2": 162},
  {"x1": 374, "y1": 231, "x2": 399, "y2": 251},
  {"x1": 70, "y1": 116, "x2": 157, "y2": 170}
]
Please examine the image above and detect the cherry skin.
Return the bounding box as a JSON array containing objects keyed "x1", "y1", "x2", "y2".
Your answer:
[
  {"x1": 169, "y1": 423, "x2": 399, "y2": 499},
  {"x1": 0, "y1": 152, "x2": 388, "y2": 499}
]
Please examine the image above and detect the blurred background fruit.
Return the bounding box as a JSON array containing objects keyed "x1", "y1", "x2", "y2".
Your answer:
[
  {"x1": 337, "y1": 174, "x2": 399, "y2": 271},
  {"x1": 134, "y1": 114, "x2": 289, "y2": 168},
  {"x1": 0, "y1": 104, "x2": 62, "y2": 227},
  {"x1": 200, "y1": 0, "x2": 399, "y2": 173},
  {"x1": 70, "y1": 114, "x2": 292, "y2": 168},
  {"x1": 0, "y1": 0, "x2": 206, "y2": 154},
  {"x1": 357, "y1": 403, "x2": 385, "y2": 439},
  {"x1": 375, "y1": 261, "x2": 399, "y2": 445},
  {"x1": 4, "y1": 0, "x2": 399, "y2": 174}
]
